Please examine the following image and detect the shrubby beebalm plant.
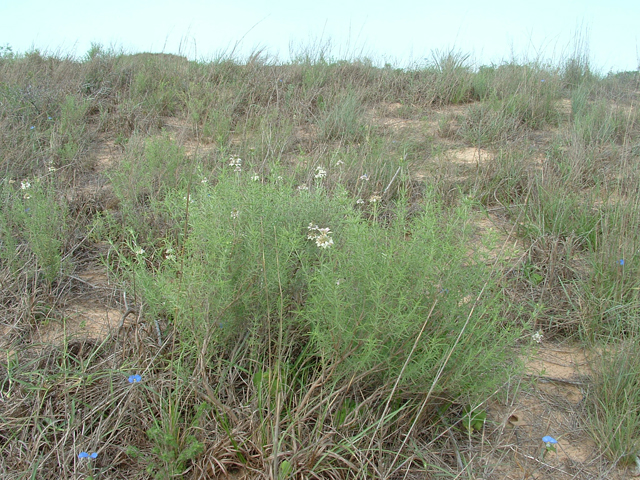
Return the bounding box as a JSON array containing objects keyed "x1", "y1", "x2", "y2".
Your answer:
[
  {"x1": 229, "y1": 156, "x2": 242, "y2": 172},
  {"x1": 307, "y1": 223, "x2": 334, "y2": 249}
]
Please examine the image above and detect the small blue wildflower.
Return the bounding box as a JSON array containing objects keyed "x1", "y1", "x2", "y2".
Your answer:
[
  {"x1": 541, "y1": 79, "x2": 545, "y2": 83},
  {"x1": 78, "y1": 451, "x2": 97, "y2": 459},
  {"x1": 618, "y1": 259, "x2": 625, "y2": 266},
  {"x1": 128, "y1": 374, "x2": 142, "y2": 383},
  {"x1": 47, "y1": 116, "x2": 52, "y2": 120},
  {"x1": 541, "y1": 435, "x2": 558, "y2": 458},
  {"x1": 90, "y1": 452, "x2": 98, "y2": 459},
  {"x1": 30, "y1": 126, "x2": 35, "y2": 130}
]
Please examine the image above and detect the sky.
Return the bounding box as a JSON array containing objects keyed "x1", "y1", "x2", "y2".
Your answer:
[{"x1": 1, "y1": 0, "x2": 639, "y2": 72}]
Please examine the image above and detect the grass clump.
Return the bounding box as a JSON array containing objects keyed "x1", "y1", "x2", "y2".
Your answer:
[{"x1": 585, "y1": 338, "x2": 640, "y2": 467}]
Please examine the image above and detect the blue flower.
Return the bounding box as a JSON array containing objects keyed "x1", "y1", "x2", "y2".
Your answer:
[
  {"x1": 541, "y1": 79, "x2": 545, "y2": 83},
  {"x1": 30, "y1": 126, "x2": 35, "y2": 130},
  {"x1": 618, "y1": 259, "x2": 625, "y2": 266},
  {"x1": 78, "y1": 451, "x2": 98, "y2": 459},
  {"x1": 47, "y1": 116, "x2": 52, "y2": 120},
  {"x1": 128, "y1": 374, "x2": 142, "y2": 383},
  {"x1": 542, "y1": 435, "x2": 557, "y2": 444}
]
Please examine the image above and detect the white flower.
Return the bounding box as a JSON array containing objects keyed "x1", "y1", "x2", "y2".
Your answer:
[
  {"x1": 134, "y1": 247, "x2": 145, "y2": 255},
  {"x1": 229, "y1": 157, "x2": 242, "y2": 171},
  {"x1": 315, "y1": 166, "x2": 327, "y2": 179},
  {"x1": 277, "y1": 175, "x2": 283, "y2": 181},
  {"x1": 369, "y1": 194, "x2": 382, "y2": 203},
  {"x1": 201, "y1": 177, "x2": 208, "y2": 184},
  {"x1": 315, "y1": 234, "x2": 333, "y2": 249},
  {"x1": 231, "y1": 209, "x2": 239, "y2": 219},
  {"x1": 251, "y1": 174, "x2": 260, "y2": 181},
  {"x1": 48, "y1": 166, "x2": 57, "y2": 172},
  {"x1": 183, "y1": 195, "x2": 194, "y2": 203},
  {"x1": 20, "y1": 180, "x2": 30, "y2": 190},
  {"x1": 335, "y1": 160, "x2": 344, "y2": 166},
  {"x1": 359, "y1": 174, "x2": 369, "y2": 181},
  {"x1": 532, "y1": 331, "x2": 543, "y2": 344},
  {"x1": 23, "y1": 193, "x2": 31, "y2": 200},
  {"x1": 307, "y1": 224, "x2": 333, "y2": 249},
  {"x1": 297, "y1": 184, "x2": 309, "y2": 191},
  {"x1": 356, "y1": 198, "x2": 365, "y2": 205}
]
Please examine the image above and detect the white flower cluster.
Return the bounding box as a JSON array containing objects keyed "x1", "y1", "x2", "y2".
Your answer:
[
  {"x1": 532, "y1": 330, "x2": 543, "y2": 344},
  {"x1": 314, "y1": 166, "x2": 327, "y2": 179},
  {"x1": 229, "y1": 156, "x2": 242, "y2": 172},
  {"x1": 307, "y1": 223, "x2": 334, "y2": 249}
]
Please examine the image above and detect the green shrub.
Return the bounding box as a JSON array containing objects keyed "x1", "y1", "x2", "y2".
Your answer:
[
  {"x1": 113, "y1": 170, "x2": 521, "y2": 405},
  {"x1": 0, "y1": 177, "x2": 67, "y2": 283}
]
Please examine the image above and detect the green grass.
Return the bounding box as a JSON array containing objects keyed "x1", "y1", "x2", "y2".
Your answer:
[{"x1": 0, "y1": 43, "x2": 639, "y2": 478}]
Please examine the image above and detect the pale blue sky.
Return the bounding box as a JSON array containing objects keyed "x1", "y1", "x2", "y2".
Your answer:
[{"x1": 2, "y1": 0, "x2": 638, "y2": 72}]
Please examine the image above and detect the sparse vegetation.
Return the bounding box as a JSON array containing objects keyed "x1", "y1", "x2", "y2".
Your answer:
[{"x1": 1, "y1": 43, "x2": 639, "y2": 478}]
